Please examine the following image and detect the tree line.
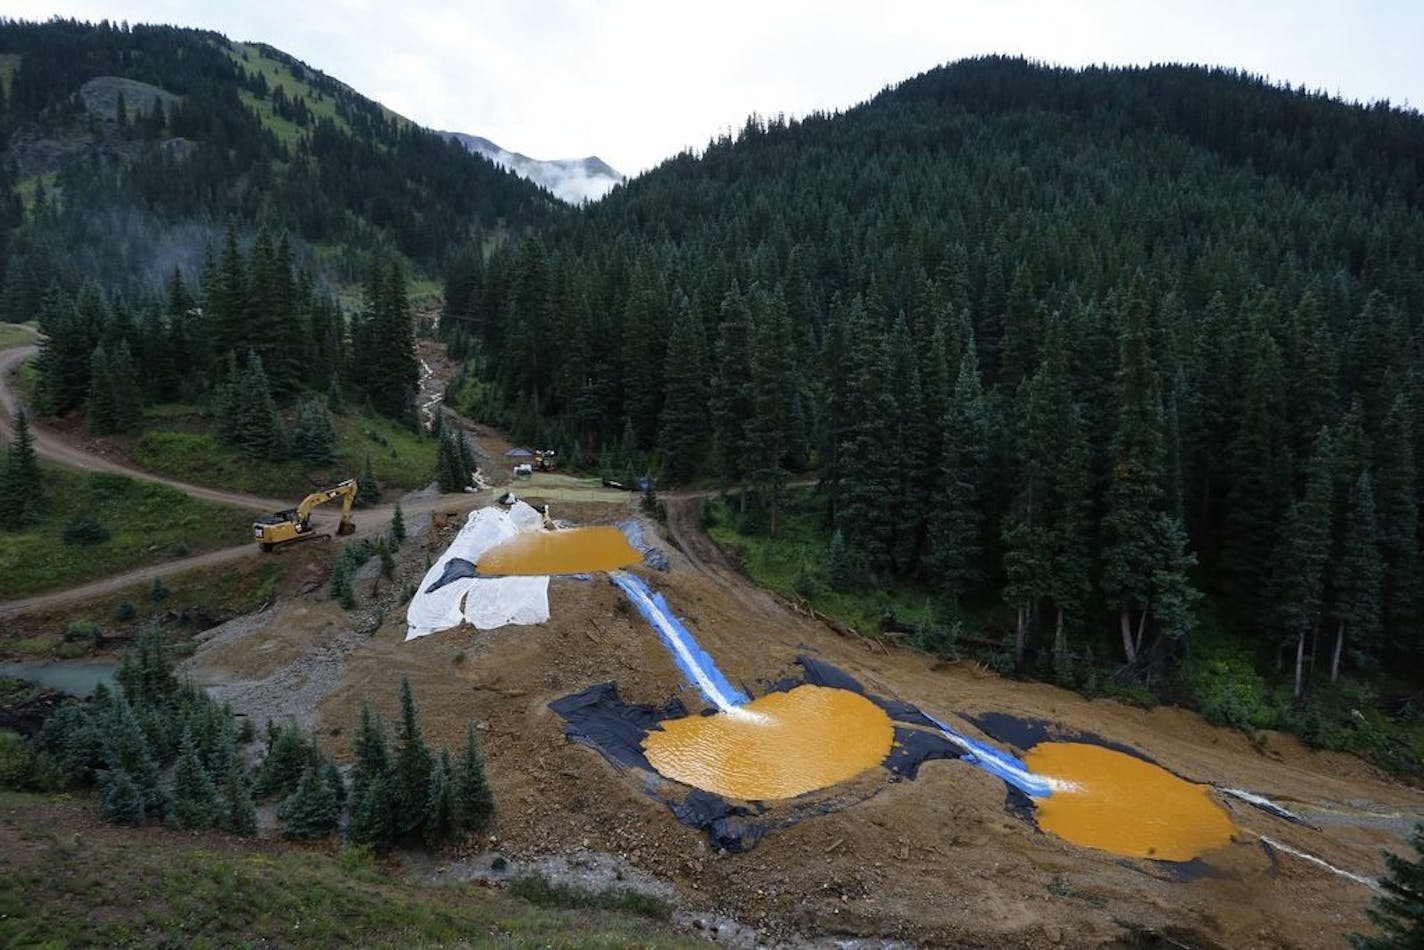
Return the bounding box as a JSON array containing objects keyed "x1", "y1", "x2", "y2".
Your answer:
[
  {"x1": 441, "y1": 57, "x2": 1424, "y2": 698},
  {"x1": 16, "y1": 632, "x2": 494, "y2": 849}
]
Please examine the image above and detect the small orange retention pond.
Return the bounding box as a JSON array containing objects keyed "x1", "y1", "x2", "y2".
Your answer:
[
  {"x1": 1025, "y1": 743, "x2": 1236, "y2": 861},
  {"x1": 642, "y1": 685, "x2": 895, "y2": 801},
  {"x1": 477, "y1": 526, "x2": 642, "y2": 576}
]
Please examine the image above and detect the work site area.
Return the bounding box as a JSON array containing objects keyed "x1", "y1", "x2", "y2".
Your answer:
[{"x1": 3, "y1": 376, "x2": 1421, "y2": 948}]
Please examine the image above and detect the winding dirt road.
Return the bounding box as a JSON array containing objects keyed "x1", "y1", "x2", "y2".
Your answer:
[{"x1": 0, "y1": 335, "x2": 485, "y2": 620}]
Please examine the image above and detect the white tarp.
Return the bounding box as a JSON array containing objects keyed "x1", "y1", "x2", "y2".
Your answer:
[{"x1": 405, "y1": 502, "x2": 550, "y2": 640}]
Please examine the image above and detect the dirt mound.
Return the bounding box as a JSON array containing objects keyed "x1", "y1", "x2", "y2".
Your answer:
[{"x1": 188, "y1": 496, "x2": 1424, "y2": 947}]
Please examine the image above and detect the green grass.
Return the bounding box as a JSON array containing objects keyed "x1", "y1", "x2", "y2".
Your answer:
[
  {"x1": 228, "y1": 43, "x2": 349, "y2": 134},
  {"x1": 131, "y1": 409, "x2": 437, "y2": 502},
  {"x1": 239, "y1": 88, "x2": 306, "y2": 149},
  {"x1": 0, "y1": 323, "x2": 35, "y2": 350},
  {"x1": 706, "y1": 488, "x2": 945, "y2": 638},
  {"x1": 0, "y1": 796, "x2": 696, "y2": 948},
  {"x1": 15, "y1": 172, "x2": 59, "y2": 213},
  {"x1": 9, "y1": 358, "x2": 38, "y2": 402},
  {"x1": 509, "y1": 874, "x2": 673, "y2": 921},
  {"x1": 0, "y1": 465, "x2": 255, "y2": 600}
]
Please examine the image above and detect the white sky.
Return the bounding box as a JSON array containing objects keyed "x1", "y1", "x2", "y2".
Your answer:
[{"x1": 5, "y1": 0, "x2": 1421, "y2": 175}]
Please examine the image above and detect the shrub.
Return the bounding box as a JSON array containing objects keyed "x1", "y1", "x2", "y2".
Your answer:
[
  {"x1": 114, "y1": 601, "x2": 137, "y2": 622},
  {"x1": 0, "y1": 730, "x2": 62, "y2": 791},
  {"x1": 62, "y1": 518, "x2": 110, "y2": 546},
  {"x1": 149, "y1": 578, "x2": 170, "y2": 602},
  {"x1": 1191, "y1": 653, "x2": 1277, "y2": 730},
  {"x1": 64, "y1": 621, "x2": 100, "y2": 642}
]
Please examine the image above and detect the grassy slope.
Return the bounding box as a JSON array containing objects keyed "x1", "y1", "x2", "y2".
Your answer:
[
  {"x1": 131, "y1": 409, "x2": 437, "y2": 502},
  {"x1": 706, "y1": 488, "x2": 945, "y2": 638},
  {"x1": 0, "y1": 53, "x2": 18, "y2": 98},
  {"x1": 0, "y1": 323, "x2": 35, "y2": 349},
  {"x1": 228, "y1": 42, "x2": 350, "y2": 132},
  {"x1": 0, "y1": 793, "x2": 694, "y2": 948},
  {"x1": 0, "y1": 464, "x2": 254, "y2": 601}
]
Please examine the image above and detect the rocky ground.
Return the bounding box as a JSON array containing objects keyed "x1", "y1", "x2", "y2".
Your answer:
[{"x1": 179, "y1": 486, "x2": 1424, "y2": 948}]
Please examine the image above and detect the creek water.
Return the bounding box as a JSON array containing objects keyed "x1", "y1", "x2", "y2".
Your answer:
[
  {"x1": 642, "y1": 685, "x2": 895, "y2": 801},
  {"x1": 1025, "y1": 742, "x2": 1236, "y2": 861},
  {"x1": 0, "y1": 660, "x2": 116, "y2": 696},
  {"x1": 477, "y1": 526, "x2": 642, "y2": 576}
]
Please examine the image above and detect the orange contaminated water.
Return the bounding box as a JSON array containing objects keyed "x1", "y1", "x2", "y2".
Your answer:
[
  {"x1": 476, "y1": 526, "x2": 642, "y2": 576},
  {"x1": 1024, "y1": 742, "x2": 1236, "y2": 861},
  {"x1": 641, "y1": 685, "x2": 895, "y2": 801}
]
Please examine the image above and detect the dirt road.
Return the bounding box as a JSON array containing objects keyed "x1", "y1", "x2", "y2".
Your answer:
[
  {"x1": 0, "y1": 339, "x2": 496, "y2": 618},
  {"x1": 0, "y1": 342, "x2": 287, "y2": 512}
]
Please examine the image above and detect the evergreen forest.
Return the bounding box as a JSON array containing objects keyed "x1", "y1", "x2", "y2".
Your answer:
[
  {"x1": 5, "y1": 19, "x2": 1424, "y2": 755},
  {"x1": 441, "y1": 57, "x2": 1424, "y2": 725}
]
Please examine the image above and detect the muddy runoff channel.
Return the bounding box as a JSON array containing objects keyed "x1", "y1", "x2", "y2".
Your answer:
[{"x1": 419, "y1": 506, "x2": 1346, "y2": 876}]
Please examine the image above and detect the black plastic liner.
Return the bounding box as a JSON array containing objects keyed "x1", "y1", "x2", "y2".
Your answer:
[
  {"x1": 966, "y1": 711, "x2": 1313, "y2": 829},
  {"x1": 426, "y1": 557, "x2": 478, "y2": 592}
]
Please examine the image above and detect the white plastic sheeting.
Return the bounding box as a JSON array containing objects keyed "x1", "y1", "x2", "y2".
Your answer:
[{"x1": 405, "y1": 502, "x2": 551, "y2": 640}]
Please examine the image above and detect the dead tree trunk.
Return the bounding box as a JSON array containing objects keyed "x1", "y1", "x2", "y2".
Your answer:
[
  {"x1": 1120, "y1": 605, "x2": 1136, "y2": 664},
  {"x1": 1331, "y1": 619, "x2": 1345, "y2": 682}
]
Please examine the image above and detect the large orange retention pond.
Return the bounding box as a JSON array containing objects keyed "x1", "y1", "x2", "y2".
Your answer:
[
  {"x1": 642, "y1": 685, "x2": 896, "y2": 801},
  {"x1": 1025, "y1": 742, "x2": 1236, "y2": 861},
  {"x1": 477, "y1": 526, "x2": 642, "y2": 576}
]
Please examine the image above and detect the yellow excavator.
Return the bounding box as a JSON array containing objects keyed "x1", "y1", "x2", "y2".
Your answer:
[{"x1": 254, "y1": 479, "x2": 357, "y2": 551}]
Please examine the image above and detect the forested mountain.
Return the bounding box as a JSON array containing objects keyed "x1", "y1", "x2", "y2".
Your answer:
[
  {"x1": 0, "y1": 17, "x2": 556, "y2": 314},
  {"x1": 0, "y1": 18, "x2": 563, "y2": 450},
  {"x1": 441, "y1": 132, "x2": 625, "y2": 204},
  {"x1": 444, "y1": 56, "x2": 1424, "y2": 698}
]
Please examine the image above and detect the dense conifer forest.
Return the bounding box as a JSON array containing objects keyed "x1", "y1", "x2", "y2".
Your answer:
[
  {"x1": 5, "y1": 17, "x2": 1424, "y2": 750},
  {"x1": 442, "y1": 57, "x2": 1424, "y2": 716}
]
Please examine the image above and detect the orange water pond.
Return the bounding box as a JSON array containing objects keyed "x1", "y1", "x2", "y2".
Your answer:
[
  {"x1": 477, "y1": 526, "x2": 642, "y2": 576},
  {"x1": 1025, "y1": 742, "x2": 1236, "y2": 861},
  {"x1": 642, "y1": 685, "x2": 896, "y2": 801}
]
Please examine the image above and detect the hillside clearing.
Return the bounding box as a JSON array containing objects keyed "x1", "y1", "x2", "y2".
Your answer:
[{"x1": 0, "y1": 465, "x2": 255, "y2": 602}]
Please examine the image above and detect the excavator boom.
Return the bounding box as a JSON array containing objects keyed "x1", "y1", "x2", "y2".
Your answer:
[{"x1": 254, "y1": 479, "x2": 358, "y2": 550}]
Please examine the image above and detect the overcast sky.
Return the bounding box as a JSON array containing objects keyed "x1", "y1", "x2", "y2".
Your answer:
[{"x1": 6, "y1": 0, "x2": 1421, "y2": 175}]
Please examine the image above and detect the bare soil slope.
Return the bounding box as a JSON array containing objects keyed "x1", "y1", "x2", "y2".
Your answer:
[{"x1": 184, "y1": 491, "x2": 1424, "y2": 948}]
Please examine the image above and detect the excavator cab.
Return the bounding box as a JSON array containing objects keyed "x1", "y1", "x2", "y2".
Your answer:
[{"x1": 254, "y1": 479, "x2": 358, "y2": 551}]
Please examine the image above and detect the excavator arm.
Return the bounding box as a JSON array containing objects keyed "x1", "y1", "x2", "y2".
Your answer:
[{"x1": 254, "y1": 479, "x2": 358, "y2": 550}]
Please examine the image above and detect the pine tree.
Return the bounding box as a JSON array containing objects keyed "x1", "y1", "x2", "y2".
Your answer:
[
  {"x1": 390, "y1": 503, "x2": 406, "y2": 545},
  {"x1": 290, "y1": 397, "x2": 336, "y2": 464},
  {"x1": 1221, "y1": 328, "x2": 1288, "y2": 633},
  {"x1": 1274, "y1": 428, "x2": 1335, "y2": 699},
  {"x1": 1331, "y1": 472, "x2": 1383, "y2": 680},
  {"x1": 930, "y1": 338, "x2": 988, "y2": 604},
  {"x1": 0, "y1": 410, "x2": 44, "y2": 530},
  {"x1": 826, "y1": 527, "x2": 857, "y2": 592},
  {"x1": 1376, "y1": 394, "x2": 1421, "y2": 647},
  {"x1": 172, "y1": 729, "x2": 220, "y2": 829},
  {"x1": 280, "y1": 762, "x2": 340, "y2": 840},
  {"x1": 86, "y1": 344, "x2": 116, "y2": 434},
  {"x1": 424, "y1": 748, "x2": 457, "y2": 848},
  {"x1": 99, "y1": 767, "x2": 146, "y2": 826},
  {"x1": 435, "y1": 431, "x2": 467, "y2": 492},
  {"x1": 108, "y1": 341, "x2": 144, "y2": 433},
  {"x1": 221, "y1": 761, "x2": 258, "y2": 835},
  {"x1": 254, "y1": 720, "x2": 312, "y2": 799},
  {"x1": 657, "y1": 301, "x2": 709, "y2": 482},
  {"x1": 453, "y1": 721, "x2": 494, "y2": 834},
  {"x1": 102, "y1": 696, "x2": 163, "y2": 818},
  {"x1": 743, "y1": 288, "x2": 795, "y2": 533},
  {"x1": 356, "y1": 453, "x2": 381, "y2": 504},
  {"x1": 391, "y1": 678, "x2": 433, "y2": 840},
  {"x1": 1101, "y1": 279, "x2": 1198, "y2": 664},
  {"x1": 1359, "y1": 824, "x2": 1424, "y2": 949}
]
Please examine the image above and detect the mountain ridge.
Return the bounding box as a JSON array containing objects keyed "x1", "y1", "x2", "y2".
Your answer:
[{"x1": 440, "y1": 130, "x2": 624, "y2": 204}]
